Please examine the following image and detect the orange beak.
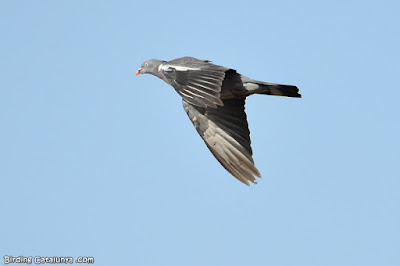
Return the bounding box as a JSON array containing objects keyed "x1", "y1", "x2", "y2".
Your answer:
[{"x1": 136, "y1": 68, "x2": 142, "y2": 75}]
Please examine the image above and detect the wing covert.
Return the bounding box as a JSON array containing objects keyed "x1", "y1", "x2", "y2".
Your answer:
[{"x1": 162, "y1": 63, "x2": 226, "y2": 108}]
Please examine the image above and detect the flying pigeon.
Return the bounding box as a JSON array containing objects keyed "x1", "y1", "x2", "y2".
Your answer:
[{"x1": 136, "y1": 57, "x2": 301, "y2": 185}]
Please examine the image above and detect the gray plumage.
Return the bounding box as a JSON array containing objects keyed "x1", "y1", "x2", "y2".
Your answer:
[{"x1": 136, "y1": 57, "x2": 301, "y2": 185}]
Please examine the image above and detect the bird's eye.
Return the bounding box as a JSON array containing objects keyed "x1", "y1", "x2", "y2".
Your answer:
[{"x1": 145, "y1": 63, "x2": 149, "y2": 67}]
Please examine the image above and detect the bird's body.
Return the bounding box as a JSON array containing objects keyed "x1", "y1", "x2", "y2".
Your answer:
[{"x1": 136, "y1": 57, "x2": 300, "y2": 185}]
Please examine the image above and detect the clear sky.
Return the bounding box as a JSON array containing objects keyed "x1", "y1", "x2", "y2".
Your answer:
[{"x1": 1, "y1": 0, "x2": 399, "y2": 265}]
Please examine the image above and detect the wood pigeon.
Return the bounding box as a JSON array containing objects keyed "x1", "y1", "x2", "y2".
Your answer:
[{"x1": 136, "y1": 57, "x2": 301, "y2": 185}]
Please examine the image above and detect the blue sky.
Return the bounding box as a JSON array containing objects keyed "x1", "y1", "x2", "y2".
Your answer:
[{"x1": 1, "y1": 0, "x2": 399, "y2": 265}]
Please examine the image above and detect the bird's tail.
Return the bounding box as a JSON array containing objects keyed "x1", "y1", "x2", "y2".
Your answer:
[{"x1": 255, "y1": 83, "x2": 301, "y2": 98}]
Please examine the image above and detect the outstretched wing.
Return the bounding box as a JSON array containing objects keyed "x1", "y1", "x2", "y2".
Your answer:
[
  {"x1": 183, "y1": 98, "x2": 261, "y2": 185},
  {"x1": 161, "y1": 60, "x2": 226, "y2": 109}
]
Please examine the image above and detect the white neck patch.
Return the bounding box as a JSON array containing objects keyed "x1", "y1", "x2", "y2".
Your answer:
[{"x1": 158, "y1": 63, "x2": 164, "y2": 72}]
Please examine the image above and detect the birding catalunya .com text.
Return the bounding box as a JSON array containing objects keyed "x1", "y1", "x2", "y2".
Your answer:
[{"x1": 3, "y1": 255, "x2": 95, "y2": 264}]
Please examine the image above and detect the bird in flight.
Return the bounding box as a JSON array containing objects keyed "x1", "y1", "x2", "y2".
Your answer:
[{"x1": 136, "y1": 57, "x2": 301, "y2": 185}]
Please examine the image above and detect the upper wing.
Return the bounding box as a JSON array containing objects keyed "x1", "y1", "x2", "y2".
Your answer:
[
  {"x1": 183, "y1": 98, "x2": 261, "y2": 185},
  {"x1": 161, "y1": 60, "x2": 226, "y2": 108}
]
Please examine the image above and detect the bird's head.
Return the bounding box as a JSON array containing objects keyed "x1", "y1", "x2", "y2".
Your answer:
[{"x1": 136, "y1": 59, "x2": 165, "y2": 76}]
